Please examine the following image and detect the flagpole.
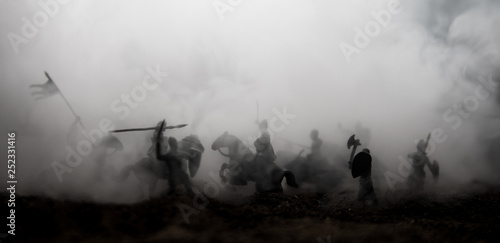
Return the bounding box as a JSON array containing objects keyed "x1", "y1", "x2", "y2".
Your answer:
[{"x1": 52, "y1": 79, "x2": 86, "y2": 130}]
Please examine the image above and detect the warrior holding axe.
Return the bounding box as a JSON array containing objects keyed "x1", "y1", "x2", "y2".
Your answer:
[
  {"x1": 347, "y1": 134, "x2": 379, "y2": 205},
  {"x1": 407, "y1": 133, "x2": 440, "y2": 191}
]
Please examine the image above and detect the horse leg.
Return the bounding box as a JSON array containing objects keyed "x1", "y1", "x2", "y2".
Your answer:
[
  {"x1": 166, "y1": 173, "x2": 177, "y2": 195},
  {"x1": 283, "y1": 171, "x2": 300, "y2": 188},
  {"x1": 134, "y1": 182, "x2": 147, "y2": 201},
  {"x1": 225, "y1": 160, "x2": 246, "y2": 186},
  {"x1": 181, "y1": 172, "x2": 195, "y2": 197},
  {"x1": 219, "y1": 163, "x2": 228, "y2": 183},
  {"x1": 112, "y1": 165, "x2": 132, "y2": 182},
  {"x1": 171, "y1": 166, "x2": 194, "y2": 196},
  {"x1": 148, "y1": 179, "x2": 158, "y2": 198},
  {"x1": 255, "y1": 181, "x2": 264, "y2": 192},
  {"x1": 272, "y1": 170, "x2": 284, "y2": 193},
  {"x1": 253, "y1": 171, "x2": 283, "y2": 193}
]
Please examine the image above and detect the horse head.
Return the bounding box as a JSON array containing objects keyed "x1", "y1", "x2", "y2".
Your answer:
[
  {"x1": 211, "y1": 131, "x2": 232, "y2": 151},
  {"x1": 212, "y1": 131, "x2": 253, "y2": 159},
  {"x1": 99, "y1": 134, "x2": 124, "y2": 156}
]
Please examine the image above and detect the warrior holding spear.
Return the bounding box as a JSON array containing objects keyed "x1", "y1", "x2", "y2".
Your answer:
[
  {"x1": 111, "y1": 120, "x2": 202, "y2": 197},
  {"x1": 407, "y1": 133, "x2": 440, "y2": 191},
  {"x1": 154, "y1": 120, "x2": 195, "y2": 196},
  {"x1": 31, "y1": 71, "x2": 124, "y2": 182}
]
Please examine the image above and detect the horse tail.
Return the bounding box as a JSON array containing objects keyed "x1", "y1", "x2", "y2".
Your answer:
[
  {"x1": 283, "y1": 170, "x2": 299, "y2": 188},
  {"x1": 113, "y1": 165, "x2": 133, "y2": 182}
]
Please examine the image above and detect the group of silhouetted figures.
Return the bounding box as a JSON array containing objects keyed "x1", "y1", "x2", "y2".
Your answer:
[
  {"x1": 32, "y1": 72, "x2": 439, "y2": 203},
  {"x1": 113, "y1": 118, "x2": 439, "y2": 206}
]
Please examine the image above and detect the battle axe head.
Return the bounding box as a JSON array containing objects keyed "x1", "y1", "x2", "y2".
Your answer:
[{"x1": 347, "y1": 134, "x2": 361, "y2": 149}]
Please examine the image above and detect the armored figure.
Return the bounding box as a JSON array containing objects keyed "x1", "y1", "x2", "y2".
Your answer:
[
  {"x1": 351, "y1": 148, "x2": 378, "y2": 205},
  {"x1": 254, "y1": 120, "x2": 276, "y2": 162},
  {"x1": 407, "y1": 139, "x2": 439, "y2": 191},
  {"x1": 156, "y1": 121, "x2": 194, "y2": 196},
  {"x1": 307, "y1": 129, "x2": 323, "y2": 161}
]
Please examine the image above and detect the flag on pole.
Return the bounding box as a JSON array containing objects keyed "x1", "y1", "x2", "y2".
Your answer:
[
  {"x1": 30, "y1": 71, "x2": 86, "y2": 129},
  {"x1": 66, "y1": 116, "x2": 81, "y2": 149},
  {"x1": 30, "y1": 71, "x2": 60, "y2": 100}
]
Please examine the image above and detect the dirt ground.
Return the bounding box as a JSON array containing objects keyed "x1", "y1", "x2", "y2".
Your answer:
[{"x1": 2, "y1": 187, "x2": 500, "y2": 243}]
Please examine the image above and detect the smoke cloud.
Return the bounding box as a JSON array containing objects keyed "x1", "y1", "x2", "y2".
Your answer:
[{"x1": 0, "y1": 0, "x2": 499, "y2": 202}]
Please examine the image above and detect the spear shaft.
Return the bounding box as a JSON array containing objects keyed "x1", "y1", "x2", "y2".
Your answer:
[{"x1": 109, "y1": 124, "x2": 188, "y2": 133}]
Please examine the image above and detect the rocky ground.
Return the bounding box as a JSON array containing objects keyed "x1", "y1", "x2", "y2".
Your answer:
[{"x1": 2, "y1": 186, "x2": 500, "y2": 243}]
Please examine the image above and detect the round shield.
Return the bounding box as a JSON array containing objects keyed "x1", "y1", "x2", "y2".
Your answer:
[
  {"x1": 180, "y1": 135, "x2": 205, "y2": 153},
  {"x1": 351, "y1": 151, "x2": 372, "y2": 178},
  {"x1": 188, "y1": 152, "x2": 202, "y2": 177}
]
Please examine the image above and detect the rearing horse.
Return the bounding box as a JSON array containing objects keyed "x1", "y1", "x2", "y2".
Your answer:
[{"x1": 211, "y1": 131, "x2": 299, "y2": 192}]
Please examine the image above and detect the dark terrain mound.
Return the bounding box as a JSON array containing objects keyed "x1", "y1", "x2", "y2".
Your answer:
[{"x1": 2, "y1": 190, "x2": 500, "y2": 243}]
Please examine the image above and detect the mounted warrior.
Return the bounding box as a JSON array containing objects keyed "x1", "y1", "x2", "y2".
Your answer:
[{"x1": 254, "y1": 119, "x2": 277, "y2": 163}]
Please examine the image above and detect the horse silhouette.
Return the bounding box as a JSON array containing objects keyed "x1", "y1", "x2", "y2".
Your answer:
[
  {"x1": 280, "y1": 151, "x2": 348, "y2": 193},
  {"x1": 211, "y1": 131, "x2": 299, "y2": 192}
]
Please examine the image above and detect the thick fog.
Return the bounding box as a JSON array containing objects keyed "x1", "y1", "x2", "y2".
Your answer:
[{"x1": 0, "y1": 0, "x2": 499, "y2": 202}]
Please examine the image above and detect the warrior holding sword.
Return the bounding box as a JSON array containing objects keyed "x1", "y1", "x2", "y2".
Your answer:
[
  {"x1": 253, "y1": 102, "x2": 277, "y2": 163},
  {"x1": 254, "y1": 119, "x2": 277, "y2": 163}
]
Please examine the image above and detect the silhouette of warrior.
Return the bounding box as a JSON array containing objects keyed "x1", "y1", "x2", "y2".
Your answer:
[
  {"x1": 147, "y1": 135, "x2": 168, "y2": 160},
  {"x1": 307, "y1": 129, "x2": 323, "y2": 161},
  {"x1": 254, "y1": 119, "x2": 276, "y2": 162},
  {"x1": 352, "y1": 148, "x2": 379, "y2": 205},
  {"x1": 156, "y1": 124, "x2": 194, "y2": 196},
  {"x1": 67, "y1": 116, "x2": 123, "y2": 181},
  {"x1": 407, "y1": 140, "x2": 439, "y2": 191}
]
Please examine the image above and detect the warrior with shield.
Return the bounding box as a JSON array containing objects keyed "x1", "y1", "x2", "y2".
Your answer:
[
  {"x1": 155, "y1": 120, "x2": 195, "y2": 196},
  {"x1": 352, "y1": 149, "x2": 378, "y2": 205},
  {"x1": 111, "y1": 120, "x2": 201, "y2": 197},
  {"x1": 348, "y1": 135, "x2": 378, "y2": 205},
  {"x1": 407, "y1": 134, "x2": 439, "y2": 191}
]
